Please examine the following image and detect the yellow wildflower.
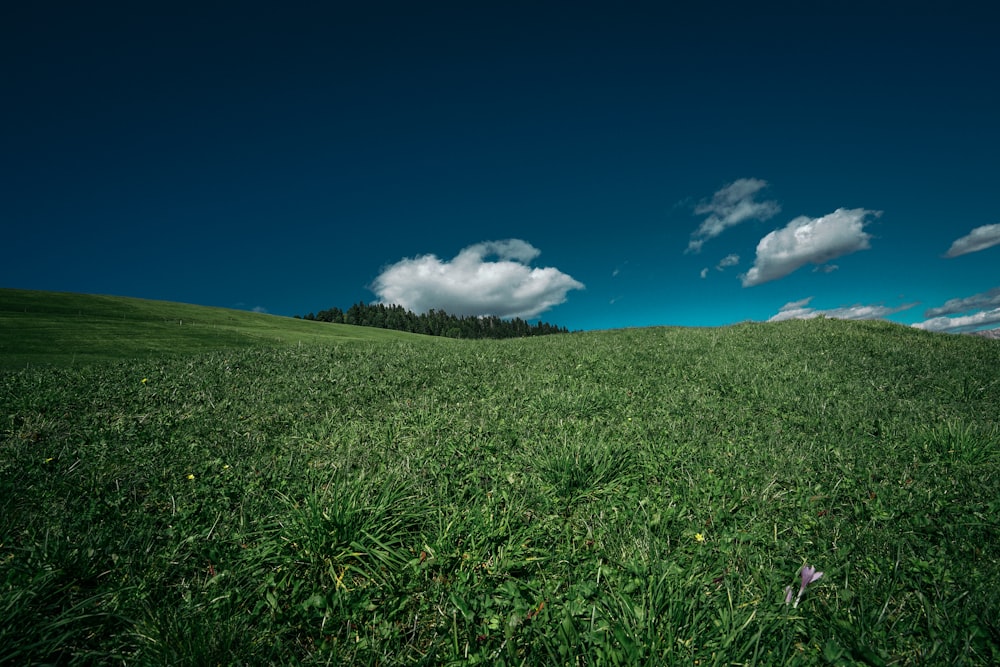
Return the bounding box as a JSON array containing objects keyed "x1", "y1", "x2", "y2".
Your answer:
[{"x1": 695, "y1": 533, "x2": 705, "y2": 543}]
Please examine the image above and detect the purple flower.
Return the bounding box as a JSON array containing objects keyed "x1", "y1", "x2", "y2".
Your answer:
[
  {"x1": 800, "y1": 565, "x2": 823, "y2": 589},
  {"x1": 785, "y1": 564, "x2": 823, "y2": 607}
]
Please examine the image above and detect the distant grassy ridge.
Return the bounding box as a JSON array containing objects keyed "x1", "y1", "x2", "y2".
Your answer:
[{"x1": 0, "y1": 289, "x2": 426, "y2": 369}]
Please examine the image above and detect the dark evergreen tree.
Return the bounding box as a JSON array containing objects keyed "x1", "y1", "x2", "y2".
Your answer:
[{"x1": 297, "y1": 302, "x2": 572, "y2": 339}]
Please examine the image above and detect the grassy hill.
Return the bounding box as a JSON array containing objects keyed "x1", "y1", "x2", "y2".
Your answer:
[
  {"x1": 2, "y1": 292, "x2": 999, "y2": 664},
  {"x1": 0, "y1": 288, "x2": 423, "y2": 369}
]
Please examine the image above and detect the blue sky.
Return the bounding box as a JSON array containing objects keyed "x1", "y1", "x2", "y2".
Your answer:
[{"x1": 4, "y1": 2, "x2": 999, "y2": 332}]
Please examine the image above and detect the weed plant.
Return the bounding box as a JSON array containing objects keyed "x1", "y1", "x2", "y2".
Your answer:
[{"x1": 2, "y1": 318, "x2": 999, "y2": 664}]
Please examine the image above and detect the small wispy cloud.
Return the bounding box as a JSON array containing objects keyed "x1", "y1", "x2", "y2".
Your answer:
[
  {"x1": 914, "y1": 286, "x2": 1000, "y2": 332},
  {"x1": 700, "y1": 254, "x2": 740, "y2": 278},
  {"x1": 716, "y1": 254, "x2": 740, "y2": 270},
  {"x1": 700, "y1": 254, "x2": 740, "y2": 279},
  {"x1": 943, "y1": 223, "x2": 1000, "y2": 258},
  {"x1": 370, "y1": 239, "x2": 584, "y2": 319},
  {"x1": 687, "y1": 178, "x2": 780, "y2": 253},
  {"x1": 769, "y1": 296, "x2": 916, "y2": 322},
  {"x1": 741, "y1": 208, "x2": 879, "y2": 287},
  {"x1": 252, "y1": 306, "x2": 269, "y2": 314}
]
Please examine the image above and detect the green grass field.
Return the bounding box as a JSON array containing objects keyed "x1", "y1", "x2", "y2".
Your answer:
[
  {"x1": 2, "y1": 291, "x2": 999, "y2": 665},
  {"x1": 0, "y1": 288, "x2": 420, "y2": 370}
]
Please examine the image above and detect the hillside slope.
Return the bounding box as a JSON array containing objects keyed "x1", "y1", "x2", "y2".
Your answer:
[
  {"x1": 2, "y1": 315, "x2": 998, "y2": 663},
  {"x1": 0, "y1": 289, "x2": 428, "y2": 369}
]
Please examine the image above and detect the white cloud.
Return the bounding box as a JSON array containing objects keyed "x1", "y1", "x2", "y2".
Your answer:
[
  {"x1": 716, "y1": 254, "x2": 740, "y2": 270},
  {"x1": 699, "y1": 267, "x2": 709, "y2": 279},
  {"x1": 768, "y1": 296, "x2": 916, "y2": 322},
  {"x1": 252, "y1": 306, "x2": 268, "y2": 314},
  {"x1": 768, "y1": 297, "x2": 813, "y2": 320},
  {"x1": 741, "y1": 208, "x2": 879, "y2": 287},
  {"x1": 914, "y1": 286, "x2": 1000, "y2": 332},
  {"x1": 687, "y1": 178, "x2": 780, "y2": 253},
  {"x1": 914, "y1": 308, "x2": 1000, "y2": 333},
  {"x1": 943, "y1": 223, "x2": 1000, "y2": 258},
  {"x1": 370, "y1": 239, "x2": 584, "y2": 319},
  {"x1": 924, "y1": 286, "x2": 1000, "y2": 318}
]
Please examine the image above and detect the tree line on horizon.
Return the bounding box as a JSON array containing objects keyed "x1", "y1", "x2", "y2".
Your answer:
[{"x1": 296, "y1": 302, "x2": 572, "y2": 339}]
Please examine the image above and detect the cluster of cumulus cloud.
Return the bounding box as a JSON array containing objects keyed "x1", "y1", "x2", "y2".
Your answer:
[
  {"x1": 692, "y1": 179, "x2": 1000, "y2": 333},
  {"x1": 365, "y1": 179, "x2": 998, "y2": 333},
  {"x1": 764, "y1": 224, "x2": 1000, "y2": 333},
  {"x1": 370, "y1": 239, "x2": 583, "y2": 320},
  {"x1": 915, "y1": 226, "x2": 1000, "y2": 332},
  {"x1": 689, "y1": 179, "x2": 879, "y2": 287},
  {"x1": 913, "y1": 286, "x2": 1000, "y2": 333},
  {"x1": 768, "y1": 287, "x2": 1000, "y2": 334},
  {"x1": 768, "y1": 297, "x2": 917, "y2": 323}
]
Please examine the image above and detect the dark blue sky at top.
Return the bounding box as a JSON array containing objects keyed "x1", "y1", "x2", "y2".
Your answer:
[{"x1": 4, "y1": 1, "x2": 999, "y2": 332}]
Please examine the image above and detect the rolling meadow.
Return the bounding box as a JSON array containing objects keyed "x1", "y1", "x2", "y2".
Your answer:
[{"x1": 2, "y1": 290, "x2": 999, "y2": 665}]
